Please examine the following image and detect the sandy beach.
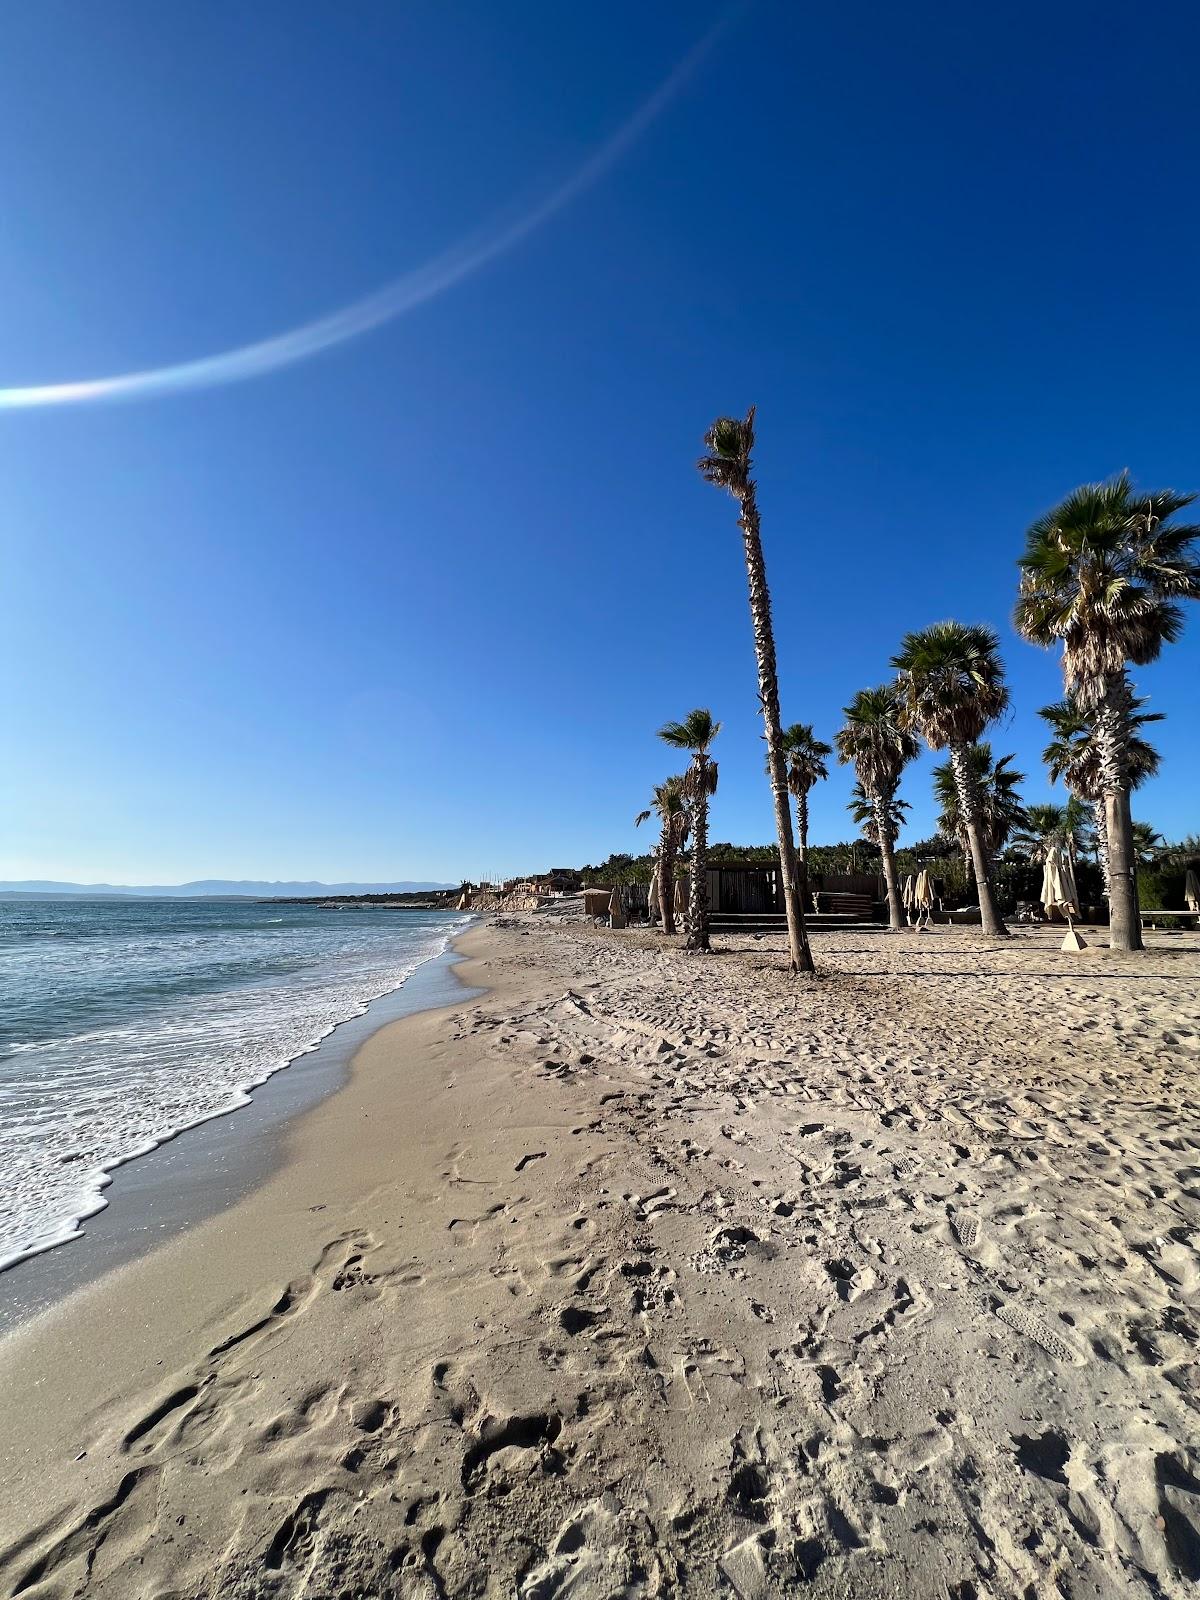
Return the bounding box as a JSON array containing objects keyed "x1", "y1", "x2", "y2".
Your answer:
[{"x1": 1, "y1": 918, "x2": 1198, "y2": 1599}]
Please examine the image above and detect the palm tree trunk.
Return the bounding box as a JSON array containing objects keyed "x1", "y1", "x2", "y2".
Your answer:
[
  {"x1": 1091, "y1": 798, "x2": 1111, "y2": 899},
  {"x1": 735, "y1": 482, "x2": 815, "y2": 976},
  {"x1": 658, "y1": 833, "x2": 676, "y2": 936},
  {"x1": 794, "y1": 790, "x2": 810, "y2": 908},
  {"x1": 1093, "y1": 675, "x2": 1142, "y2": 952},
  {"x1": 687, "y1": 778, "x2": 710, "y2": 953},
  {"x1": 949, "y1": 742, "x2": 1009, "y2": 936},
  {"x1": 1104, "y1": 790, "x2": 1142, "y2": 951},
  {"x1": 873, "y1": 792, "x2": 905, "y2": 931}
]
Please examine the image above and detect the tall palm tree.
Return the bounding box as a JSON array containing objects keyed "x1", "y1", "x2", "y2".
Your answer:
[
  {"x1": 634, "y1": 776, "x2": 689, "y2": 936},
  {"x1": 779, "y1": 722, "x2": 832, "y2": 867},
  {"x1": 931, "y1": 745, "x2": 1027, "y2": 865},
  {"x1": 658, "y1": 710, "x2": 720, "y2": 953},
  {"x1": 892, "y1": 622, "x2": 1012, "y2": 936},
  {"x1": 698, "y1": 408, "x2": 814, "y2": 976},
  {"x1": 834, "y1": 685, "x2": 918, "y2": 930},
  {"x1": 1015, "y1": 473, "x2": 1200, "y2": 950},
  {"x1": 1039, "y1": 694, "x2": 1162, "y2": 899}
]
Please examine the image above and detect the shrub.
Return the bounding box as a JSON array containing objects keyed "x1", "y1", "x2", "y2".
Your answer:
[{"x1": 1138, "y1": 868, "x2": 1186, "y2": 910}]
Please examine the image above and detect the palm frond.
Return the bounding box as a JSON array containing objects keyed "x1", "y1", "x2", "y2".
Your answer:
[
  {"x1": 777, "y1": 720, "x2": 832, "y2": 795},
  {"x1": 848, "y1": 781, "x2": 909, "y2": 846},
  {"x1": 834, "y1": 684, "x2": 918, "y2": 803},
  {"x1": 696, "y1": 407, "x2": 755, "y2": 494},
  {"x1": 1037, "y1": 691, "x2": 1162, "y2": 796},
  {"x1": 1015, "y1": 472, "x2": 1200, "y2": 701},
  {"x1": 658, "y1": 708, "x2": 721, "y2": 753},
  {"x1": 932, "y1": 742, "x2": 1027, "y2": 856},
  {"x1": 892, "y1": 621, "x2": 1008, "y2": 749}
]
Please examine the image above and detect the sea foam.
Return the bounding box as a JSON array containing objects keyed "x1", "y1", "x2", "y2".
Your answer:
[{"x1": 0, "y1": 900, "x2": 470, "y2": 1271}]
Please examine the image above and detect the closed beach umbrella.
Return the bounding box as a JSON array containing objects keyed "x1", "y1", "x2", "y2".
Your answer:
[
  {"x1": 674, "y1": 878, "x2": 687, "y2": 918},
  {"x1": 1042, "y1": 843, "x2": 1087, "y2": 951},
  {"x1": 911, "y1": 869, "x2": 934, "y2": 932},
  {"x1": 1186, "y1": 868, "x2": 1200, "y2": 913},
  {"x1": 608, "y1": 887, "x2": 627, "y2": 929},
  {"x1": 648, "y1": 873, "x2": 660, "y2": 919},
  {"x1": 1040, "y1": 843, "x2": 1079, "y2": 919},
  {"x1": 901, "y1": 874, "x2": 915, "y2": 909}
]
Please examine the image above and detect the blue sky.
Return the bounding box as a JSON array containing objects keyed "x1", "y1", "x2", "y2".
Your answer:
[{"x1": 2, "y1": 0, "x2": 1197, "y2": 884}]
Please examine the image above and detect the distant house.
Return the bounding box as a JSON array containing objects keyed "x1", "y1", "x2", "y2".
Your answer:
[
  {"x1": 542, "y1": 869, "x2": 582, "y2": 894},
  {"x1": 458, "y1": 869, "x2": 582, "y2": 911},
  {"x1": 510, "y1": 869, "x2": 581, "y2": 897}
]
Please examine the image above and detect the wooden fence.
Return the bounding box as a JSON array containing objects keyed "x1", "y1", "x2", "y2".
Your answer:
[
  {"x1": 812, "y1": 870, "x2": 885, "y2": 900},
  {"x1": 705, "y1": 865, "x2": 783, "y2": 914}
]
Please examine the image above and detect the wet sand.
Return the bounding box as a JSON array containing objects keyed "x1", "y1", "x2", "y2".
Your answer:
[{"x1": 1, "y1": 918, "x2": 1198, "y2": 1598}]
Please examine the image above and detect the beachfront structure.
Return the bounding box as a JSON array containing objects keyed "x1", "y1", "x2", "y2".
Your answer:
[
  {"x1": 704, "y1": 865, "x2": 886, "y2": 933},
  {"x1": 459, "y1": 868, "x2": 582, "y2": 910},
  {"x1": 508, "y1": 869, "x2": 581, "y2": 897}
]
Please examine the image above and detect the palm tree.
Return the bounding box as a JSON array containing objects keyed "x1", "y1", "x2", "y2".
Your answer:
[
  {"x1": 931, "y1": 745, "x2": 1027, "y2": 866},
  {"x1": 1039, "y1": 693, "x2": 1162, "y2": 898},
  {"x1": 1014, "y1": 801, "x2": 1086, "y2": 862},
  {"x1": 779, "y1": 722, "x2": 831, "y2": 867},
  {"x1": 892, "y1": 623, "x2": 1012, "y2": 936},
  {"x1": 1039, "y1": 697, "x2": 1107, "y2": 888},
  {"x1": 634, "y1": 776, "x2": 689, "y2": 936},
  {"x1": 1131, "y1": 821, "x2": 1164, "y2": 866},
  {"x1": 1159, "y1": 833, "x2": 1200, "y2": 867},
  {"x1": 834, "y1": 685, "x2": 918, "y2": 930},
  {"x1": 658, "y1": 710, "x2": 720, "y2": 953},
  {"x1": 1015, "y1": 473, "x2": 1200, "y2": 950},
  {"x1": 849, "y1": 782, "x2": 910, "y2": 848},
  {"x1": 698, "y1": 408, "x2": 814, "y2": 976}
]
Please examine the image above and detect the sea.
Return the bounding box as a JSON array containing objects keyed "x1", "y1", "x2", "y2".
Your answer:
[{"x1": 0, "y1": 897, "x2": 471, "y2": 1273}]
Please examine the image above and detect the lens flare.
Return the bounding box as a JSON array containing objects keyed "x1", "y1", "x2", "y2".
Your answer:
[{"x1": 0, "y1": 15, "x2": 732, "y2": 411}]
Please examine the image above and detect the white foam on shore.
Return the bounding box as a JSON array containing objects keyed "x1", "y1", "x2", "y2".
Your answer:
[{"x1": 0, "y1": 913, "x2": 472, "y2": 1272}]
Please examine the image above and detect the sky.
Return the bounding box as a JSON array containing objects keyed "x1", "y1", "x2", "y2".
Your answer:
[{"x1": 2, "y1": 0, "x2": 1198, "y2": 885}]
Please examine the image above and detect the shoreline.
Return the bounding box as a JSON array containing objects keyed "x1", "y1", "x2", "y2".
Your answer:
[
  {"x1": 0, "y1": 919, "x2": 521, "y2": 1572},
  {"x1": 1, "y1": 919, "x2": 1197, "y2": 1598},
  {"x1": 0, "y1": 920, "x2": 480, "y2": 1334}
]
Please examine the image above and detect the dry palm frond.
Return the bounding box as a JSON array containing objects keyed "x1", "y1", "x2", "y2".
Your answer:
[{"x1": 697, "y1": 408, "x2": 755, "y2": 496}]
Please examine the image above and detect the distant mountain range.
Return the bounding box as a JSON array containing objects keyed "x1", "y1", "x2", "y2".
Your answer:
[{"x1": 0, "y1": 880, "x2": 457, "y2": 900}]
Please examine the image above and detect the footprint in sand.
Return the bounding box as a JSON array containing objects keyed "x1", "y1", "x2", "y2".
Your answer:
[
  {"x1": 952, "y1": 1211, "x2": 982, "y2": 1249},
  {"x1": 995, "y1": 1300, "x2": 1084, "y2": 1364}
]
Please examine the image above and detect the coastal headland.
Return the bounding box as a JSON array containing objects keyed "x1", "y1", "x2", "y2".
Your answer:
[{"x1": 1, "y1": 918, "x2": 1197, "y2": 1598}]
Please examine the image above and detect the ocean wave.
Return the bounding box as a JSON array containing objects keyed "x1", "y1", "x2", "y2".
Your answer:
[{"x1": 0, "y1": 907, "x2": 472, "y2": 1272}]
